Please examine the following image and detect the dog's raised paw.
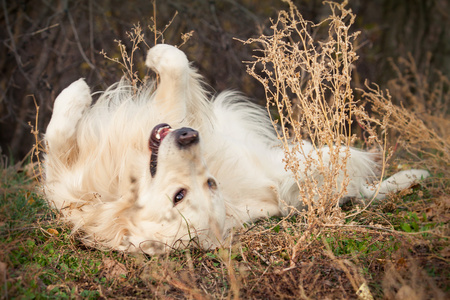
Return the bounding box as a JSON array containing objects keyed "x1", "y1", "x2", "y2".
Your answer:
[
  {"x1": 52, "y1": 78, "x2": 92, "y2": 115},
  {"x1": 46, "y1": 78, "x2": 92, "y2": 143},
  {"x1": 146, "y1": 44, "x2": 189, "y2": 77}
]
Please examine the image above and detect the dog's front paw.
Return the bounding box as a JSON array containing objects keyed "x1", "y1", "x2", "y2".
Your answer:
[
  {"x1": 46, "y1": 79, "x2": 92, "y2": 143},
  {"x1": 52, "y1": 78, "x2": 91, "y2": 120},
  {"x1": 146, "y1": 44, "x2": 189, "y2": 77}
]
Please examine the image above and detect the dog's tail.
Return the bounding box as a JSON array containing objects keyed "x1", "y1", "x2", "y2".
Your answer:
[{"x1": 359, "y1": 169, "x2": 430, "y2": 200}]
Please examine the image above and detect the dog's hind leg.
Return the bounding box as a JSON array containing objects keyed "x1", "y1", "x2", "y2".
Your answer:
[
  {"x1": 45, "y1": 78, "x2": 92, "y2": 160},
  {"x1": 146, "y1": 44, "x2": 190, "y2": 121}
]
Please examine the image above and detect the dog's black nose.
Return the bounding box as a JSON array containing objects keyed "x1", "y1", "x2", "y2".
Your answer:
[{"x1": 175, "y1": 127, "x2": 199, "y2": 147}]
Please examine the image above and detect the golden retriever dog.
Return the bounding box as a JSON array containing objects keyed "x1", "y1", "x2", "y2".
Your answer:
[{"x1": 43, "y1": 44, "x2": 428, "y2": 254}]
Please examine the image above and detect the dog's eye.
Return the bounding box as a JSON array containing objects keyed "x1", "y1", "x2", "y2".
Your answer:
[
  {"x1": 207, "y1": 178, "x2": 217, "y2": 190},
  {"x1": 173, "y1": 189, "x2": 186, "y2": 205}
]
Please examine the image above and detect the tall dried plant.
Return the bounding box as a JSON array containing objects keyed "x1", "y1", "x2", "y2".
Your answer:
[
  {"x1": 243, "y1": 1, "x2": 387, "y2": 227},
  {"x1": 384, "y1": 54, "x2": 449, "y2": 176}
]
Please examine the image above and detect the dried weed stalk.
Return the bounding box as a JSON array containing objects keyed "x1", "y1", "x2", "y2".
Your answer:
[
  {"x1": 29, "y1": 95, "x2": 45, "y2": 181},
  {"x1": 100, "y1": 5, "x2": 192, "y2": 90},
  {"x1": 243, "y1": 1, "x2": 386, "y2": 227},
  {"x1": 354, "y1": 53, "x2": 450, "y2": 188},
  {"x1": 100, "y1": 24, "x2": 148, "y2": 87},
  {"x1": 379, "y1": 54, "x2": 449, "y2": 177}
]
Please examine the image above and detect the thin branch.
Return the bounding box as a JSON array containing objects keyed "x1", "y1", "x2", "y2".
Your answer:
[{"x1": 66, "y1": 6, "x2": 96, "y2": 70}]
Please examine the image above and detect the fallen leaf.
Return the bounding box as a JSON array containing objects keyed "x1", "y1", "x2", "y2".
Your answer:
[
  {"x1": 47, "y1": 228, "x2": 59, "y2": 236},
  {"x1": 102, "y1": 258, "x2": 127, "y2": 281},
  {"x1": 440, "y1": 246, "x2": 450, "y2": 258},
  {"x1": 396, "y1": 257, "x2": 407, "y2": 270},
  {"x1": 356, "y1": 282, "x2": 374, "y2": 300}
]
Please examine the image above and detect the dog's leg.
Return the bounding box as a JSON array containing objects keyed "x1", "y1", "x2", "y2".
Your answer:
[
  {"x1": 45, "y1": 78, "x2": 92, "y2": 159},
  {"x1": 146, "y1": 45, "x2": 211, "y2": 128},
  {"x1": 277, "y1": 144, "x2": 430, "y2": 209},
  {"x1": 360, "y1": 169, "x2": 429, "y2": 200},
  {"x1": 331, "y1": 148, "x2": 430, "y2": 202},
  {"x1": 146, "y1": 44, "x2": 190, "y2": 121}
]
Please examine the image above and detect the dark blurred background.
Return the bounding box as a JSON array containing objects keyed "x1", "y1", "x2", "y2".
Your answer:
[{"x1": 1, "y1": 0, "x2": 449, "y2": 161}]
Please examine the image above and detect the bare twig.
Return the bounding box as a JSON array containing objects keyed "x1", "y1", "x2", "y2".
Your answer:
[{"x1": 66, "y1": 6, "x2": 96, "y2": 70}]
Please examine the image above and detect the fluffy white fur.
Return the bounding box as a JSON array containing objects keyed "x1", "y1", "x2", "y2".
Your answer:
[{"x1": 43, "y1": 44, "x2": 429, "y2": 255}]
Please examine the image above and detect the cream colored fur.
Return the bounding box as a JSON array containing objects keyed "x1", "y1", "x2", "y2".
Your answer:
[{"x1": 43, "y1": 44, "x2": 429, "y2": 255}]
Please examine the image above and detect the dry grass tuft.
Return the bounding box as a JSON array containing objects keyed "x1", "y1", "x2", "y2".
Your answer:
[
  {"x1": 240, "y1": 2, "x2": 449, "y2": 296},
  {"x1": 243, "y1": 0, "x2": 449, "y2": 221},
  {"x1": 369, "y1": 54, "x2": 449, "y2": 178},
  {"x1": 100, "y1": 24, "x2": 149, "y2": 88},
  {"x1": 242, "y1": 0, "x2": 387, "y2": 231}
]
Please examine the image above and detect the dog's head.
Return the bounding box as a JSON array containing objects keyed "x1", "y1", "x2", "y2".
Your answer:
[{"x1": 126, "y1": 123, "x2": 226, "y2": 254}]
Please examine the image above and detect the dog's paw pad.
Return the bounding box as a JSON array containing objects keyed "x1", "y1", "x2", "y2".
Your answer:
[{"x1": 146, "y1": 44, "x2": 189, "y2": 75}]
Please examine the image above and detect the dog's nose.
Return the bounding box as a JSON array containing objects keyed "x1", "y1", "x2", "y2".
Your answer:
[{"x1": 175, "y1": 127, "x2": 199, "y2": 147}]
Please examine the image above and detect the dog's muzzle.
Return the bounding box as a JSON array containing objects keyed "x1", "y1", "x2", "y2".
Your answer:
[{"x1": 149, "y1": 124, "x2": 200, "y2": 177}]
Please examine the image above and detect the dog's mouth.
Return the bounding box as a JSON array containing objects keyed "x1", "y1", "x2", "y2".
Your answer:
[
  {"x1": 149, "y1": 123, "x2": 172, "y2": 151},
  {"x1": 149, "y1": 123, "x2": 172, "y2": 177}
]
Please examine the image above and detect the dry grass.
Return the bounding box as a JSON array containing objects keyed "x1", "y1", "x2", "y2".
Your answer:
[
  {"x1": 369, "y1": 54, "x2": 449, "y2": 178},
  {"x1": 1, "y1": 1, "x2": 449, "y2": 299},
  {"x1": 239, "y1": 0, "x2": 448, "y2": 297},
  {"x1": 241, "y1": 0, "x2": 388, "y2": 259},
  {"x1": 243, "y1": 0, "x2": 448, "y2": 218}
]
